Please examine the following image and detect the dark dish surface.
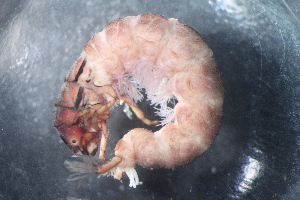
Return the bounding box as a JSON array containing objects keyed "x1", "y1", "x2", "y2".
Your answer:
[{"x1": 0, "y1": 0, "x2": 299, "y2": 199}]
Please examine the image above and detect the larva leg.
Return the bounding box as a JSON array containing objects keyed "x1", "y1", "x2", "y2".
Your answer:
[
  {"x1": 92, "y1": 85, "x2": 117, "y2": 115},
  {"x1": 97, "y1": 110, "x2": 111, "y2": 121},
  {"x1": 98, "y1": 85, "x2": 117, "y2": 98},
  {"x1": 74, "y1": 107, "x2": 94, "y2": 122},
  {"x1": 121, "y1": 95, "x2": 158, "y2": 126},
  {"x1": 76, "y1": 101, "x2": 114, "y2": 121},
  {"x1": 98, "y1": 121, "x2": 108, "y2": 161},
  {"x1": 96, "y1": 156, "x2": 122, "y2": 174},
  {"x1": 95, "y1": 99, "x2": 116, "y2": 115}
]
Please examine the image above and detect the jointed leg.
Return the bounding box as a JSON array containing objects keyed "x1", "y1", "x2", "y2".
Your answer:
[
  {"x1": 121, "y1": 95, "x2": 158, "y2": 126},
  {"x1": 98, "y1": 121, "x2": 108, "y2": 161},
  {"x1": 96, "y1": 99, "x2": 116, "y2": 115},
  {"x1": 74, "y1": 107, "x2": 95, "y2": 122},
  {"x1": 74, "y1": 99, "x2": 115, "y2": 123}
]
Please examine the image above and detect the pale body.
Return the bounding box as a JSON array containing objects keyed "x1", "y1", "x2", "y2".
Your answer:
[{"x1": 57, "y1": 14, "x2": 223, "y2": 188}]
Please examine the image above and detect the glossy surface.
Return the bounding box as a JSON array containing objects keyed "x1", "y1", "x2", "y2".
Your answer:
[{"x1": 0, "y1": 0, "x2": 299, "y2": 199}]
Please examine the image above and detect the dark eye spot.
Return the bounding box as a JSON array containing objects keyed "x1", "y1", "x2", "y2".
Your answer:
[{"x1": 72, "y1": 140, "x2": 76, "y2": 143}]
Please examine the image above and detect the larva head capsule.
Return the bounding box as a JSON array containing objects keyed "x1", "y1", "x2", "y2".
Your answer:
[
  {"x1": 58, "y1": 125, "x2": 99, "y2": 156},
  {"x1": 58, "y1": 125, "x2": 85, "y2": 156}
]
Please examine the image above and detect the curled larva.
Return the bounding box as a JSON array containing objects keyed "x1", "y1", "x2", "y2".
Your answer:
[{"x1": 54, "y1": 14, "x2": 223, "y2": 188}]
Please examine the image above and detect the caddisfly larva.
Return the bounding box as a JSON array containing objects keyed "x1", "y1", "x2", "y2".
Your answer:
[{"x1": 54, "y1": 14, "x2": 223, "y2": 188}]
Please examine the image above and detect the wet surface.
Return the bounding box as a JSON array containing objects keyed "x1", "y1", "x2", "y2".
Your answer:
[{"x1": 0, "y1": 0, "x2": 300, "y2": 199}]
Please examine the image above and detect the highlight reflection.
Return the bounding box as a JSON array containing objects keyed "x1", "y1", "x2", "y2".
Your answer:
[{"x1": 235, "y1": 156, "x2": 263, "y2": 197}]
